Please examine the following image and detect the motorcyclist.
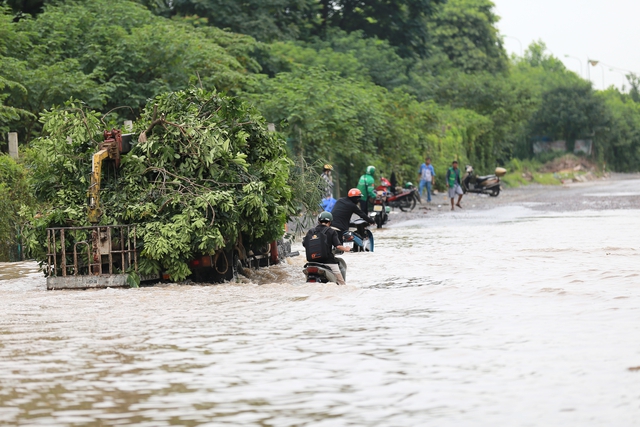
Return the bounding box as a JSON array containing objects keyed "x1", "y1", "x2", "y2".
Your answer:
[
  {"x1": 330, "y1": 188, "x2": 375, "y2": 236},
  {"x1": 302, "y1": 211, "x2": 350, "y2": 285},
  {"x1": 357, "y1": 165, "x2": 377, "y2": 213}
]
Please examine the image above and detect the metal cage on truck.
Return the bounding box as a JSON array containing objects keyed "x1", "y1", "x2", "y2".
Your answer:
[{"x1": 45, "y1": 225, "x2": 137, "y2": 290}]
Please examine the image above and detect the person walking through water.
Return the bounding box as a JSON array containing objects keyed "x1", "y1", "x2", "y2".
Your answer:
[
  {"x1": 418, "y1": 157, "x2": 435, "y2": 202},
  {"x1": 320, "y1": 164, "x2": 336, "y2": 212},
  {"x1": 321, "y1": 164, "x2": 334, "y2": 199},
  {"x1": 303, "y1": 211, "x2": 351, "y2": 285},
  {"x1": 356, "y1": 165, "x2": 377, "y2": 214},
  {"x1": 446, "y1": 160, "x2": 464, "y2": 210}
]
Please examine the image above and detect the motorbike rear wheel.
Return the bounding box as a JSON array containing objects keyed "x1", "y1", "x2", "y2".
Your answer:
[
  {"x1": 399, "y1": 197, "x2": 417, "y2": 212},
  {"x1": 490, "y1": 186, "x2": 500, "y2": 197}
]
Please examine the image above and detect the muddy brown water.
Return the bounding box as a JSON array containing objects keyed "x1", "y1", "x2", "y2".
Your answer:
[{"x1": 1, "y1": 177, "x2": 640, "y2": 426}]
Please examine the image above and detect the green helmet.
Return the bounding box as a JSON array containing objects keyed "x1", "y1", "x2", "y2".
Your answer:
[
  {"x1": 318, "y1": 211, "x2": 333, "y2": 223},
  {"x1": 366, "y1": 165, "x2": 376, "y2": 176},
  {"x1": 404, "y1": 181, "x2": 413, "y2": 188}
]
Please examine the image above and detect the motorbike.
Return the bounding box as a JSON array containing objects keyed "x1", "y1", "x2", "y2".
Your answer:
[
  {"x1": 302, "y1": 220, "x2": 373, "y2": 283},
  {"x1": 303, "y1": 257, "x2": 347, "y2": 283},
  {"x1": 376, "y1": 178, "x2": 419, "y2": 212},
  {"x1": 343, "y1": 218, "x2": 374, "y2": 252},
  {"x1": 370, "y1": 188, "x2": 390, "y2": 228},
  {"x1": 461, "y1": 165, "x2": 505, "y2": 197}
]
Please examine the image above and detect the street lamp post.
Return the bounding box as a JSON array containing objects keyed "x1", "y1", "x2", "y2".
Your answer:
[
  {"x1": 564, "y1": 55, "x2": 583, "y2": 78},
  {"x1": 588, "y1": 59, "x2": 605, "y2": 90},
  {"x1": 587, "y1": 59, "x2": 604, "y2": 90},
  {"x1": 609, "y1": 69, "x2": 626, "y2": 90}
]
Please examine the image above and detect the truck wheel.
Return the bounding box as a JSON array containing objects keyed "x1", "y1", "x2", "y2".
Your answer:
[{"x1": 233, "y1": 252, "x2": 245, "y2": 279}]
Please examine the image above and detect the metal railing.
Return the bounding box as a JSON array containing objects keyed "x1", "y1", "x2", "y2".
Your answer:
[{"x1": 45, "y1": 225, "x2": 137, "y2": 277}]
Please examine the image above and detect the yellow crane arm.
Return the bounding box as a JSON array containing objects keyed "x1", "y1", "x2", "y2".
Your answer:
[{"x1": 87, "y1": 149, "x2": 110, "y2": 225}]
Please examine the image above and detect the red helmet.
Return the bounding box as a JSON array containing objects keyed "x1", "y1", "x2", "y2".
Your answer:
[{"x1": 348, "y1": 188, "x2": 362, "y2": 198}]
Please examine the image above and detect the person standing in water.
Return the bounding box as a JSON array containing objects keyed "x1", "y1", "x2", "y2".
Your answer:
[
  {"x1": 418, "y1": 157, "x2": 435, "y2": 202},
  {"x1": 321, "y1": 164, "x2": 334, "y2": 199},
  {"x1": 446, "y1": 160, "x2": 464, "y2": 210}
]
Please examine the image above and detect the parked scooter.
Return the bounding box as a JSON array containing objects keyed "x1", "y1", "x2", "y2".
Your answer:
[
  {"x1": 376, "y1": 178, "x2": 419, "y2": 212},
  {"x1": 461, "y1": 165, "x2": 506, "y2": 197}
]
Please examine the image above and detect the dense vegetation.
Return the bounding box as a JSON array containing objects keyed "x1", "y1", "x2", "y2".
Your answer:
[
  {"x1": 1, "y1": 0, "x2": 640, "y2": 261},
  {"x1": 21, "y1": 89, "x2": 295, "y2": 279}
]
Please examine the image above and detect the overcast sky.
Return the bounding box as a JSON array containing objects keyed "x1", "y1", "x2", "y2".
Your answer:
[{"x1": 492, "y1": 0, "x2": 640, "y2": 90}]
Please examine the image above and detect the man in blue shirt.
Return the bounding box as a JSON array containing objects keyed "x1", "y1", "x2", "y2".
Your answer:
[{"x1": 418, "y1": 157, "x2": 435, "y2": 202}]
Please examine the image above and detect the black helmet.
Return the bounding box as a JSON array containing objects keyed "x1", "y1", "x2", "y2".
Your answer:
[{"x1": 318, "y1": 211, "x2": 333, "y2": 223}]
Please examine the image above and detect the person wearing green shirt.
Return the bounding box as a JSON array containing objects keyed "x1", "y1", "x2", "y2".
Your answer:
[
  {"x1": 446, "y1": 160, "x2": 464, "y2": 210},
  {"x1": 357, "y1": 165, "x2": 377, "y2": 214}
]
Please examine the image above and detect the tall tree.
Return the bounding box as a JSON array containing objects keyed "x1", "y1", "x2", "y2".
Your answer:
[
  {"x1": 0, "y1": 0, "x2": 257, "y2": 142},
  {"x1": 167, "y1": 0, "x2": 318, "y2": 42},
  {"x1": 428, "y1": 0, "x2": 507, "y2": 73},
  {"x1": 4, "y1": 0, "x2": 45, "y2": 15},
  {"x1": 318, "y1": 0, "x2": 444, "y2": 58},
  {"x1": 529, "y1": 81, "x2": 608, "y2": 150}
]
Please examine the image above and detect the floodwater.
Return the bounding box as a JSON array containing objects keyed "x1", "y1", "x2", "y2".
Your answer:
[{"x1": 1, "y1": 182, "x2": 640, "y2": 426}]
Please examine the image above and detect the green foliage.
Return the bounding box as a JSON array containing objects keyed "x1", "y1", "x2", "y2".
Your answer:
[
  {"x1": 316, "y1": 0, "x2": 445, "y2": 58},
  {"x1": 0, "y1": 154, "x2": 34, "y2": 260},
  {"x1": 0, "y1": 10, "x2": 33, "y2": 136},
  {"x1": 260, "y1": 30, "x2": 409, "y2": 90},
  {"x1": 0, "y1": 0, "x2": 258, "y2": 142},
  {"x1": 248, "y1": 66, "x2": 445, "y2": 195},
  {"x1": 6, "y1": 0, "x2": 640, "y2": 225},
  {"x1": 500, "y1": 158, "x2": 561, "y2": 187},
  {"x1": 430, "y1": 71, "x2": 535, "y2": 168},
  {"x1": 168, "y1": 0, "x2": 317, "y2": 42},
  {"x1": 24, "y1": 89, "x2": 294, "y2": 281},
  {"x1": 529, "y1": 80, "x2": 607, "y2": 146},
  {"x1": 4, "y1": 0, "x2": 46, "y2": 15},
  {"x1": 428, "y1": 0, "x2": 507, "y2": 73},
  {"x1": 287, "y1": 158, "x2": 326, "y2": 233},
  {"x1": 142, "y1": 0, "x2": 444, "y2": 58},
  {"x1": 595, "y1": 89, "x2": 640, "y2": 171}
]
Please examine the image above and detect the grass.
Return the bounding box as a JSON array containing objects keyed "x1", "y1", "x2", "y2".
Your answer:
[
  {"x1": 501, "y1": 154, "x2": 602, "y2": 188},
  {"x1": 501, "y1": 158, "x2": 561, "y2": 188}
]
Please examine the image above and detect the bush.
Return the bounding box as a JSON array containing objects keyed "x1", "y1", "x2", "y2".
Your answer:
[{"x1": 0, "y1": 154, "x2": 33, "y2": 260}]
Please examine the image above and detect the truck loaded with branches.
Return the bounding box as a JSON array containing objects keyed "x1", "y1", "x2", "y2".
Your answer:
[{"x1": 22, "y1": 88, "x2": 310, "y2": 289}]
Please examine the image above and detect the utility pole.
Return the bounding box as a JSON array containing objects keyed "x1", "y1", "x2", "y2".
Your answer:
[
  {"x1": 8, "y1": 132, "x2": 18, "y2": 160},
  {"x1": 564, "y1": 55, "x2": 583, "y2": 77}
]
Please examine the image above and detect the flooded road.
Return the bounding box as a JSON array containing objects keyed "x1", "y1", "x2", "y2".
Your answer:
[{"x1": 1, "y1": 178, "x2": 640, "y2": 426}]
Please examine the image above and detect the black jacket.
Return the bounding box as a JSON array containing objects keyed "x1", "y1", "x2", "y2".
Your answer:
[
  {"x1": 331, "y1": 197, "x2": 374, "y2": 232},
  {"x1": 302, "y1": 224, "x2": 342, "y2": 263}
]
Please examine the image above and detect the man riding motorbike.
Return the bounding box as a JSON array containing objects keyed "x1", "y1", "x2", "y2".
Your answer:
[
  {"x1": 302, "y1": 211, "x2": 351, "y2": 285},
  {"x1": 357, "y1": 165, "x2": 377, "y2": 214},
  {"x1": 330, "y1": 188, "x2": 375, "y2": 238}
]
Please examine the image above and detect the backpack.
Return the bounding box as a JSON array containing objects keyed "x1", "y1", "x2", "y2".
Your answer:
[{"x1": 305, "y1": 227, "x2": 331, "y2": 262}]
